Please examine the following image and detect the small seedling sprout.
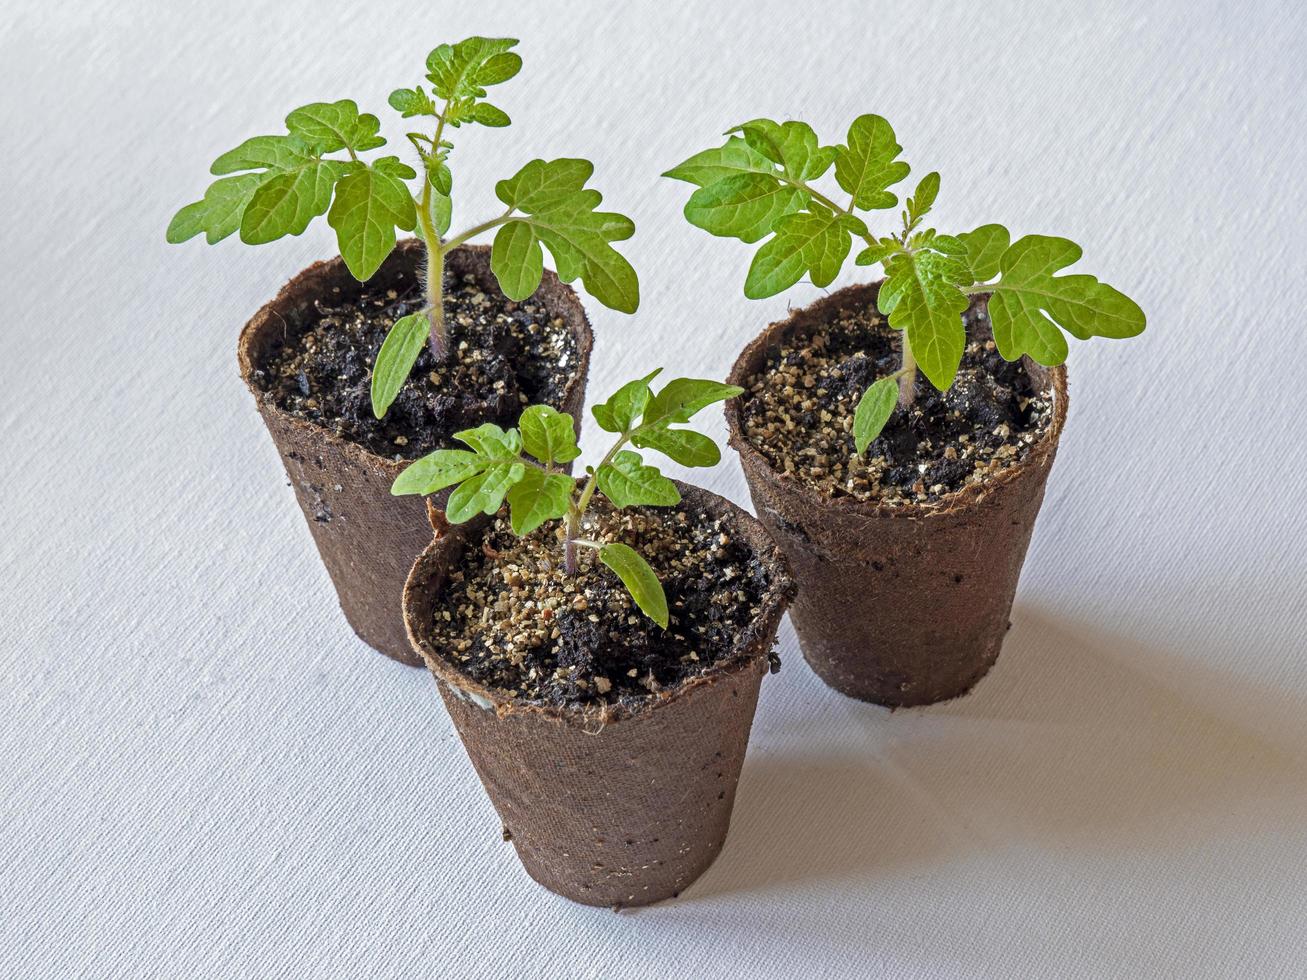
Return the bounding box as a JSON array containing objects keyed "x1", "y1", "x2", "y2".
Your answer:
[
  {"x1": 169, "y1": 37, "x2": 639, "y2": 419},
  {"x1": 391, "y1": 373, "x2": 742, "y2": 627},
  {"x1": 664, "y1": 115, "x2": 1145, "y2": 451}
]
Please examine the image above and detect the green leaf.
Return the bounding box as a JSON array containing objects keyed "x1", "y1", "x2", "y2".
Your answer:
[
  {"x1": 286, "y1": 100, "x2": 385, "y2": 154},
  {"x1": 446, "y1": 462, "x2": 526, "y2": 524},
  {"x1": 178, "y1": 134, "x2": 357, "y2": 247},
  {"x1": 730, "y1": 119, "x2": 833, "y2": 181},
  {"x1": 631, "y1": 427, "x2": 720, "y2": 467},
  {"x1": 475, "y1": 52, "x2": 523, "y2": 87},
  {"x1": 533, "y1": 214, "x2": 639, "y2": 313},
  {"x1": 683, "y1": 173, "x2": 806, "y2": 243},
  {"x1": 166, "y1": 200, "x2": 209, "y2": 244},
  {"x1": 389, "y1": 86, "x2": 437, "y2": 118},
  {"x1": 958, "y1": 223, "x2": 1011, "y2": 283},
  {"x1": 930, "y1": 234, "x2": 968, "y2": 257},
  {"x1": 599, "y1": 542, "x2": 668, "y2": 629},
  {"x1": 425, "y1": 156, "x2": 453, "y2": 196},
  {"x1": 491, "y1": 221, "x2": 544, "y2": 301},
  {"x1": 370, "y1": 312, "x2": 430, "y2": 418},
  {"x1": 494, "y1": 158, "x2": 639, "y2": 313},
  {"x1": 592, "y1": 369, "x2": 662, "y2": 433},
  {"x1": 662, "y1": 137, "x2": 776, "y2": 187},
  {"x1": 506, "y1": 468, "x2": 573, "y2": 536},
  {"x1": 210, "y1": 134, "x2": 312, "y2": 175},
  {"x1": 518, "y1": 404, "x2": 580, "y2": 465},
  {"x1": 906, "y1": 171, "x2": 940, "y2": 225},
  {"x1": 640, "y1": 378, "x2": 743, "y2": 430},
  {"x1": 455, "y1": 422, "x2": 521, "y2": 459},
  {"x1": 430, "y1": 189, "x2": 452, "y2": 236},
  {"x1": 744, "y1": 205, "x2": 863, "y2": 297},
  {"x1": 168, "y1": 173, "x2": 264, "y2": 244},
  {"x1": 327, "y1": 159, "x2": 417, "y2": 280},
  {"x1": 596, "y1": 451, "x2": 680, "y2": 509},
  {"x1": 391, "y1": 449, "x2": 486, "y2": 496},
  {"x1": 495, "y1": 158, "x2": 593, "y2": 211},
  {"x1": 427, "y1": 37, "x2": 520, "y2": 100},
  {"x1": 833, "y1": 114, "x2": 910, "y2": 211},
  {"x1": 470, "y1": 102, "x2": 511, "y2": 127},
  {"x1": 985, "y1": 235, "x2": 1146, "y2": 365},
  {"x1": 854, "y1": 240, "x2": 898, "y2": 267},
  {"x1": 239, "y1": 158, "x2": 354, "y2": 244},
  {"x1": 881, "y1": 252, "x2": 970, "y2": 390},
  {"x1": 853, "y1": 376, "x2": 899, "y2": 454}
]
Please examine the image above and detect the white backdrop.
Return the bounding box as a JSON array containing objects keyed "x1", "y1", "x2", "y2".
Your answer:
[{"x1": 3, "y1": 2, "x2": 1306, "y2": 977}]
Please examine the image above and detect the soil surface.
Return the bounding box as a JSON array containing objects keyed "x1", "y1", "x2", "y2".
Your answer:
[
  {"x1": 426, "y1": 501, "x2": 777, "y2": 711},
  {"x1": 250, "y1": 268, "x2": 579, "y2": 459},
  {"x1": 738, "y1": 297, "x2": 1054, "y2": 504}
]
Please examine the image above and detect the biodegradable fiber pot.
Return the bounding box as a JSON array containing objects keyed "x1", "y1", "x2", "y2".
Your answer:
[
  {"x1": 726, "y1": 281, "x2": 1068, "y2": 708},
  {"x1": 402, "y1": 484, "x2": 794, "y2": 907},
  {"x1": 239, "y1": 240, "x2": 592, "y2": 667}
]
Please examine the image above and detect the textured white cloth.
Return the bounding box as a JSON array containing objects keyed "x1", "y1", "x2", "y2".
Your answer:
[{"x1": 3, "y1": 2, "x2": 1305, "y2": 977}]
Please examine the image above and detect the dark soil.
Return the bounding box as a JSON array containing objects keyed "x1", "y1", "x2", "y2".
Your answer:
[
  {"x1": 427, "y1": 501, "x2": 775, "y2": 711},
  {"x1": 738, "y1": 296, "x2": 1054, "y2": 504},
  {"x1": 250, "y1": 268, "x2": 578, "y2": 459}
]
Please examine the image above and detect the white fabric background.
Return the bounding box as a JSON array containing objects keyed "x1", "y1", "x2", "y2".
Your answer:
[{"x1": 3, "y1": 2, "x2": 1305, "y2": 977}]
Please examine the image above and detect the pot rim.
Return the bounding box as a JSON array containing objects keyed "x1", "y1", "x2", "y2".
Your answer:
[
  {"x1": 403, "y1": 481, "x2": 796, "y2": 729},
  {"x1": 724, "y1": 278, "x2": 1070, "y2": 520},
  {"x1": 236, "y1": 239, "x2": 595, "y2": 481}
]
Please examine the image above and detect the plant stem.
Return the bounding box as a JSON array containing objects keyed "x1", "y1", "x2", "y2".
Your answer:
[
  {"x1": 561, "y1": 432, "x2": 631, "y2": 575},
  {"x1": 426, "y1": 242, "x2": 446, "y2": 359},
  {"x1": 898, "y1": 334, "x2": 917, "y2": 409},
  {"x1": 442, "y1": 212, "x2": 516, "y2": 252},
  {"x1": 563, "y1": 509, "x2": 580, "y2": 575}
]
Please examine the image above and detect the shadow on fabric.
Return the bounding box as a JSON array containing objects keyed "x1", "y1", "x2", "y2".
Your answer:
[{"x1": 688, "y1": 604, "x2": 1307, "y2": 900}]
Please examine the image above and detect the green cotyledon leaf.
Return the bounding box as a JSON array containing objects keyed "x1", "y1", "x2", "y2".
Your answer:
[
  {"x1": 370, "y1": 311, "x2": 430, "y2": 418},
  {"x1": 599, "y1": 542, "x2": 668, "y2": 628},
  {"x1": 853, "y1": 375, "x2": 899, "y2": 454}
]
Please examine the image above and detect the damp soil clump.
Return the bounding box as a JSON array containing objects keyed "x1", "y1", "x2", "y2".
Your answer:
[
  {"x1": 427, "y1": 502, "x2": 775, "y2": 711},
  {"x1": 739, "y1": 297, "x2": 1054, "y2": 504},
  {"x1": 252, "y1": 268, "x2": 579, "y2": 459}
]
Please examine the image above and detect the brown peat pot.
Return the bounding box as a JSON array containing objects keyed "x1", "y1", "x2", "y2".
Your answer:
[
  {"x1": 402, "y1": 484, "x2": 794, "y2": 907},
  {"x1": 725, "y1": 281, "x2": 1068, "y2": 708},
  {"x1": 239, "y1": 240, "x2": 592, "y2": 667}
]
